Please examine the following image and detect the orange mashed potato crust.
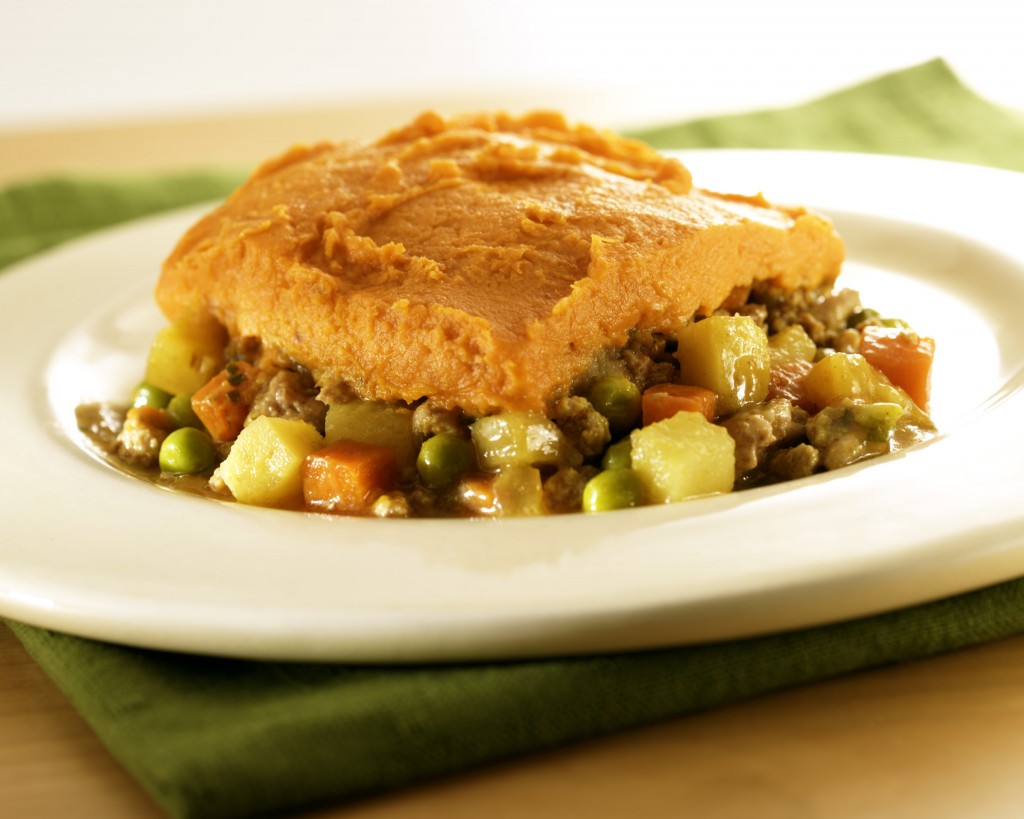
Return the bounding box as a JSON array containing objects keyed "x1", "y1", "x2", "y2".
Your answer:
[{"x1": 156, "y1": 111, "x2": 844, "y2": 415}]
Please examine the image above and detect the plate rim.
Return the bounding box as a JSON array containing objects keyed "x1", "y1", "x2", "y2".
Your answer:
[{"x1": 3, "y1": 148, "x2": 1024, "y2": 663}]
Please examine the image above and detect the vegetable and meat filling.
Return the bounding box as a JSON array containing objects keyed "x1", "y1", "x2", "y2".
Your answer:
[{"x1": 77, "y1": 284, "x2": 935, "y2": 517}]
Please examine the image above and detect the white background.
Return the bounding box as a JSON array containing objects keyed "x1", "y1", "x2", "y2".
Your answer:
[{"x1": 2, "y1": 0, "x2": 1022, "y2": 131}]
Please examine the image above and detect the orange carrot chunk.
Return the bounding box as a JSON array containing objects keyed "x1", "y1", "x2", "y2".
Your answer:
[
  {"x1": 302, "y1": 440, "x2": 397, "y2": 515},
  {"x1": 641, "y1": 384, "x2": 718, "y2": 425},
  {"x1": 768, "y1": 358, "x2": 815, "y2": 411},
  {"x1": 190, "y1": 361, "x2": 261, "y2": 442},
  {"x1": 859, "y1": 325, "x2": 935, "y2": 409}
]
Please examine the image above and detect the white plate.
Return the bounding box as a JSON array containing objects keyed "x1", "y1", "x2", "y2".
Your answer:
[{"x1": 3, "y1": 150, "x2": 1024, "y2": 663}]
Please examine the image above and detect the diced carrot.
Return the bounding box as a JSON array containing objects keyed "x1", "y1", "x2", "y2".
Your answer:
[
  {"x1": 190, "y1": 361, "x2": 261, "y2": 442},
  {"x1": 456, "y1": 473, "x2": 498, "y2": 516},
  {"x1": 127, "y1": 404, "x2": 176, "y2": 433},
  {"x1": 768, "y1": 358, "x2": 815, "y2": 411},
  {"x1": 859, "y1": 325, "x2": 935, "y2": 409},
  {"x1": 302, "y1": 440, "x2": 397, "y2": 515},
  {"x1": 641, "y1": 384, "x2": 718, "y2": 425}
]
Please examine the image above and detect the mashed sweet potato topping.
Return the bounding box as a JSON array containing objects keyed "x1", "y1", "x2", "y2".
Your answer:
[{"x1": 156, "y1": 111, "x2": 844, "y2": 416}]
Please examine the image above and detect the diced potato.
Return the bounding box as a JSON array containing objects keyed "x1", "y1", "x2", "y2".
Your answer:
[
  {"x1": 802, "y1": 353, "x2": 931, "y2": 426},
  {"x1": 470, "y1": 411, "x2": 582, "y2": 470},
  {"x1": 492, "y1": 465, "x2": 545, "y2": 516},
  {"x1": 370, "y1": 493, "x2": 412, "y2": 518},
  {"x1": 145, "y1": 310, "x2": 227, "y2": 396},
  {"x1": 630, "y1": 411, "x2": 735, "y2": 503},
  {"x1": 303, "y1": 440, "x2": 397, "y2": 515},
  {"x1": 769, "y1": 325, "x2": 817, "y2": 365},
  {"x1": 675, "y1": 316, "x2": 770, "y2": 415},
  {"x1": 220, "y1": 416, "x2": 324, "y2": 508},
  {"x1": 324, "y1": 401, "x2": 417, "y2": 469}
]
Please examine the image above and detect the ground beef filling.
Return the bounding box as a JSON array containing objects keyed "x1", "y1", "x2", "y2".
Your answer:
[{"x1": 78, "y1": 285, "x2": 935, "y2": 517}]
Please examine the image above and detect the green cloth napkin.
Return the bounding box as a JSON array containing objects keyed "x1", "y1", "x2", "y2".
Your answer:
[
  {"x1": 0, "y1": 171, "x2": 246, "y2": 271},
  {"x1": 636, "y1": 57, "x2": 1024, "y2": 171},
  {"x1": 4, "y1": 59, "x2": 1024, "y2": 819}
]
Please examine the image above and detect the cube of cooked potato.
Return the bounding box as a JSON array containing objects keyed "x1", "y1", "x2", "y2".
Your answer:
[
  {"x1": 630, "y1": 411, "x2": 735, "y2": 503},
  {"x1": 145, "y1": 310, "x2": 227, "y2": 396},
  {"x1": 492, "y1": 465, "x2": 545, "y2": 516},
  {"x1": 324, "y1": 401, "x2": 417, "y2": 469},
  {"x1": 675, "y1": 316, "x2": 770, "y2": 415},
  {"x1": 802, "y1": 353, "x2": 930, "y2": 426},
  {"x1": 768, "y1": 325, "x2": 817, "y2": 365},
  {"x1": 219, "y1": 416, "x2": 324, "y2": 508}
]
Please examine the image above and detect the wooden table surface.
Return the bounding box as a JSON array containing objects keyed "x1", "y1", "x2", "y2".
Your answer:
[{"x1": 3, "y1": 102, "x2": 1024, "y2": 819}]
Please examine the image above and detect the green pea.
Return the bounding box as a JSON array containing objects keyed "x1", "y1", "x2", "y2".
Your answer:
[
  {"x1": 846, "y1": 307, "x2": 881, "y2": 329},
  {"x1": 879, "y1": 317, "x2": 912, "y2": 330},
  {"x1": 588, "y1": 376, "x2": 642, "y2": 436},
  {"x1": 167, "y1": 393, "x2": 203, "y2": 429},
  {"x1": 159, "y1": 427, "x2": 218, "y2": 475},
  {"x1": 132, "y1": 381, "x2": 172, "y2": 410},
  {"x1": 417, "y1": 433, "x2": 475, "y2": 489},
  {"x1": 581, "y1": 469, "x2": 645, "y2": 513},
  {"x1": 601, "y1": 438, "x2": 633, "y2": 471}
]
